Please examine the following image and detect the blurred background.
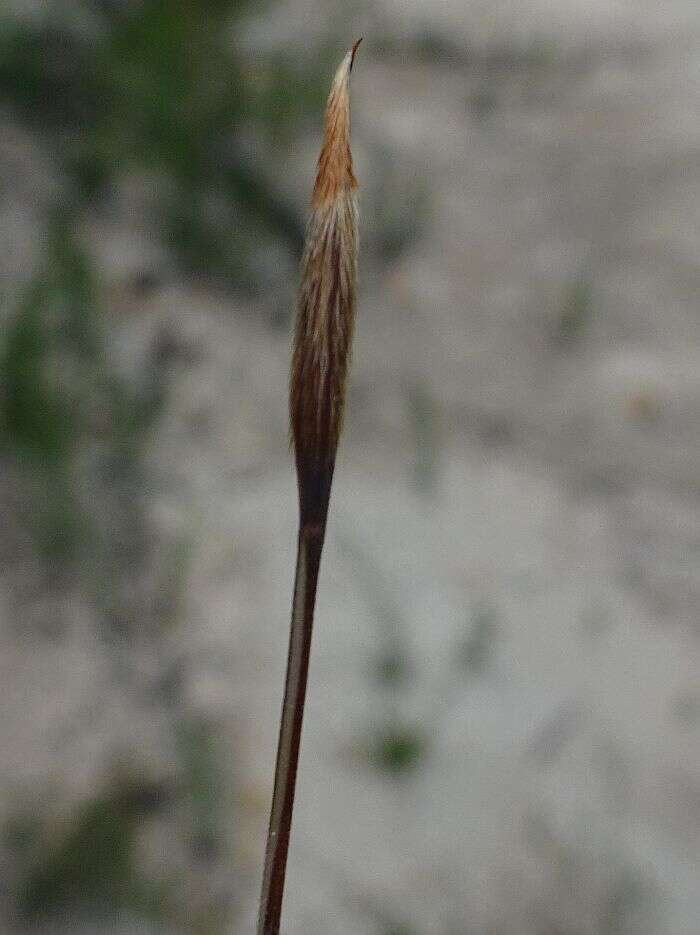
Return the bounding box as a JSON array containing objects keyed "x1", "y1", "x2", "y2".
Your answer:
[{"x1": 1, "y1": 1, "x2": 699, "y2": 933}]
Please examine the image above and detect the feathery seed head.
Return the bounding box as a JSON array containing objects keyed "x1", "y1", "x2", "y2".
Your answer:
[
  {"x1": 259, "y1": 45, "x2": 363, "y2": 935},
  {"x1": 312, "y1": 38, "x2": 362, "y2": 207},
  {"x1": 291, "y1": 42, "x2": 361, "y2": 523}
]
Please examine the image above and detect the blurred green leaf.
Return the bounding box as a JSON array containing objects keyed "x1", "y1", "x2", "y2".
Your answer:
[
  {"x1": 1, "y1": 284, "x2": 73, "y2": 465},
  {"x1": 0, "y1": 1, "x2": 323, "y2": 285},
  {"x1": 176, "y1": 717, "x2": 224, "y2": 860},
  {"x1": 370, "y1": 723, "x2": 427, "y2": 777},
  {"x1": 17, "y1": 776, "x2": 167, "y2": 919}
]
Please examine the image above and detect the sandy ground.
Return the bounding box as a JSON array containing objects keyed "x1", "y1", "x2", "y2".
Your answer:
[{"x1": 1, "y1": 1, "x2": 700, "y2": 933}]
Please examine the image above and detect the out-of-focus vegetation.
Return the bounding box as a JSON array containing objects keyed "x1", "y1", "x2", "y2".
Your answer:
[
  {"x1": 0, "y1": 1, "x2": 337, "y2": 286},
  {"x1": 0, "y1": 0, "x2": 336, "y2": 581},
  {"x1": 0, "y1": 4, "x2": 341, "y2": 931},
  {"x1": 0, "y1": 0, "x2": 349, "y2": 604},
  {"x1": 0, "y1": 4, "x2": 431, "y2": 930},
  {"x1": 15, "y1": 775, "x2": 168, "y2": 921},
  {"x1": 0, "y1": 210, "x2": 166, "y2": 573}
]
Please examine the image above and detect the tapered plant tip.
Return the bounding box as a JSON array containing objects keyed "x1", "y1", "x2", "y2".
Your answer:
[
  {"x1": 258, "y1": 43, "x2": 361, "y2": 935},
  {"x1": 311, "y1": 41, "x2": 361, "y2": 208},
  {"x1": 350, "y1": 37, "x2": 363, "y2": 69},
  {"x1": 292, "y1": 43, "x2": 361, "y2": 518}
]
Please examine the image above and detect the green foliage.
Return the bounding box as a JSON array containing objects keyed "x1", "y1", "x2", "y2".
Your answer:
[
  {"x1": 3, "y1": 810, "x2": 42, "y2": 856},
  {"x1": 16, "y1": 776, "x2": 167, "y2": 920},
  {"x1": 176, "y1": 716, "x2": 224, "y2": 859},
  {"x1": 0, "y1": 212, "x2": 169, "y2": 569},
  {"x1": 370, "y1": 723, "x2": 427, "y2": 777},
  {"x1": 0, "y1": 214, "x2": 100, "y2": 560},
  {"x1": 0, "y1": 213, "x2": 98, "y2": 463},
  {"x1": 1, "y1": 283, "x2": 73, "y2": 466},
  {"x1": 0, "y1": 1, "x2": 333, "y2": 285}
]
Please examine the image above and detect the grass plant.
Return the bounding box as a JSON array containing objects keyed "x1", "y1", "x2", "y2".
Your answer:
[{"x1": 257, "y1": 39, "x2": 363, "y2": 935}]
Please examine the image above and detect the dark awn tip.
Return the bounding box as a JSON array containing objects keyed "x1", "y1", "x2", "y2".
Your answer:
[{"x1": 350, "y1": 37, "x2": 363, "y2": 71}]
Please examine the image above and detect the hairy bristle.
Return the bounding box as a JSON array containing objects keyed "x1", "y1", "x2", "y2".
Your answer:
[
  {"x1": 290, "y1": 46, "x2": 359, "y2": 520},
  {"x1": 311, "y1": 47, "x2": 359, "y2": 207}
]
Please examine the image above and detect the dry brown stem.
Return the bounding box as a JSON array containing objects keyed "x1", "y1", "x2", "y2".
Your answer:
[{"x1": 257, "y1": 40, "x2": 362, "y2": 935}]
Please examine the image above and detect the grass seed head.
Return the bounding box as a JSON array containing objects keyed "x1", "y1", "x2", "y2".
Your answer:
[{"x1": 290, "y1": 41, "x2": 361, "y2": 524}]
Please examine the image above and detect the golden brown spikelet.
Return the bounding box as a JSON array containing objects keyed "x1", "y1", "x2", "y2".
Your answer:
[
  {"x1": 290, "y1": 39, "x2": 361, "y2": 524},
  {"x1": 258, "y1": 43, "x2": 362, "y2": 935}
]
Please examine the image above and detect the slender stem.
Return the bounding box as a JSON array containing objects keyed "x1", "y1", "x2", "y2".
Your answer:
[
  {"x1": 257, "y1": 521, "x2": 326, "y2": 935},
  {"x1": 258, "y1": 39, "x2": 360, "y2": 934}
]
